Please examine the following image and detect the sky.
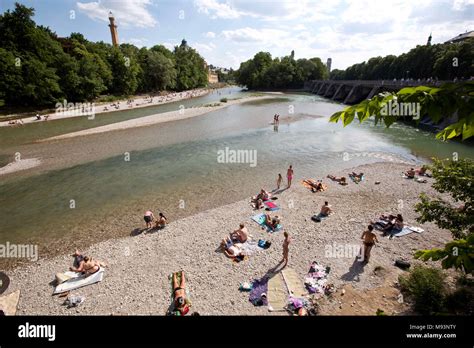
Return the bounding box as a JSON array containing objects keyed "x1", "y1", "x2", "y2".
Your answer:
[{"x1": 1, "y1": 0, "x2": 473, "y2": 70}]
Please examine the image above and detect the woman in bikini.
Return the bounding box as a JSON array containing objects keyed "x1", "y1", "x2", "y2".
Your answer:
[
  {"x1": 155, "y1": 213, "x2": 168, "y2": 228},
  {"x1": 172, "y1": 271, "x2": 190, "y2": 315},
  {"x1": 287, "y1": 165, "x2": 294, "y2": 188}
]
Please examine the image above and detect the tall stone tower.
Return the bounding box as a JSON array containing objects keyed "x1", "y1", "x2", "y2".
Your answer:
[
  {"x1": 108, "y1": 11, "x2": 119, "y2": 47},
  {"x1": 326, "y1": 58, "x2": 332, "y2": 73}
]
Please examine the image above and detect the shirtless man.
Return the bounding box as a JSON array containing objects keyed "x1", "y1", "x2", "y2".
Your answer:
[
  {"x1": 320, "y1": 201, "x2": 332, "y2": 216},
  {"x1": 172, "y1": 271, "x2": 191, "y2": 315},
  {"x1": 360, "y1": 225, "x2": 378, "y2": 262},
  {"x1": 70, "y1": 256, "x2": 100, "y2": 276},
  {"x1": 405, "y1": 168, "x2": 416, "y2": 178},
  {"x1": 230, "y1": 223, "x2": 248, "y2": 243}
]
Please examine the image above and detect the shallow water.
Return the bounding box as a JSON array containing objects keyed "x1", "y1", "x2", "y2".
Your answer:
[{"x1": 0, "y1": 90, "x2": 473, "y2": 255}]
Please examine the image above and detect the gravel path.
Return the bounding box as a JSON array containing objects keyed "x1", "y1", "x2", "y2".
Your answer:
[{"x1": 5, "y1": 161, "x2": 451, "y2": 315}]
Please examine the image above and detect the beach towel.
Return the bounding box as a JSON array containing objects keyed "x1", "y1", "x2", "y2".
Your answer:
[
  {"x1": 311, "y1": 213, "x2": 328, "y2": 222},
  {"x1": 304, "y1": 261, "x2": 330, "y2": 297},
  {"x1": 392, "y1": 226, "x2": 424, "y2": 237},
  {"x1": 281, "y1": 268, "x2": 307, "y2": 298},
  {"x1": 239, "y1": 240, "x2": 262, "y2": 255},
  {"x1": 53, "y1": 268, "x2": 104, "y2": 295},
  {"x1": 251, "y1": 213, "x2": 282, "y2": 232},
  {"x1": 267, "y1": 273, "x2": 288, "y2": 311},
  {"x1": 264, "y1": 201, "x2": 280, "y2": 211},
  {"x1": 249, "y1": 278, "x2": 268, "y2": 306},
  {"x1": 0, "y1": 290, "x2": 20, "y2": 315},
  {"x1": 301, "y1": 180, "x2": 327, "y2": 192}
]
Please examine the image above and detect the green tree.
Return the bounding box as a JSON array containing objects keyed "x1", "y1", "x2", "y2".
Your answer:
[
  {"x1": 414, "y1": 158, "x2": 474, "y2": 274},
  {"x1": 173, "y1": 41, "x2": 207, "y2": 90}
]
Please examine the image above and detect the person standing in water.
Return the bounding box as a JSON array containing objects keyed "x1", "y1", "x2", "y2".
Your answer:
[
  {"x1": 287, "y1": 165, "x2": 294, "y2": 188},
  {"x1": 281, "y1": 231, "x2": 291, "y2": 267},
  {"x1": 277, "y1": 174, "x2": 283, "y2": 189},
  {"x1": 144, "y1": 210, "x2": 155, "y2": 229}
]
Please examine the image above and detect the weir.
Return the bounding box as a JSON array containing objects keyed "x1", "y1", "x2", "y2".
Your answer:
[{"x1": 304, "y1": 80, "x2": 445, "y2": 105}]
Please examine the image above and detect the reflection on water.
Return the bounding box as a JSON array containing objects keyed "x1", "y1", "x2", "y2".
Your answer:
[{"x1": 0, "y1": 92, "x2": 473, "y2": 251}]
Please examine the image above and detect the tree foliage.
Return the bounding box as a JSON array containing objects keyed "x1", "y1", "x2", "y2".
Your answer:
[
  {"x1": 413, "y1": 158, "x2": 474, "y2": 275},
  {"x1": 0, "y1": 3, "x2": 209, "y2": 107},
  {"x1": 330, "y1": 40, "x2": 474, "y2": 80},
  {"x1": 329, "y1": 81, "x2": 474, "y2": 141},
  {"x1": 236, "y1": 51, "x2": 328, "y2": 89}
]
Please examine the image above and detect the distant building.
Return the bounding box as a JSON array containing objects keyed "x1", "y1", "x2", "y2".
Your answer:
[
  {"x1": 427, "y1": 33, "x2": 432, "y2": 46},
  {"x1": 203, "y1": 62, "x2": 219, "y2": 84},
  {"x1": 108, "y1": 12, "x2": 119, "y2": 47},
  {"x1": 445, "y1": 30, "x2": 474, "y2": 44},
  {"x1": 326, "y1": 58, "x2": 332, "y2": 73}
]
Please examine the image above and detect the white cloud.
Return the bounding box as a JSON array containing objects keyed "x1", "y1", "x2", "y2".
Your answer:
[
  {"x1": 221, "y1": 27, "x2": 288, "y2": 43},
  {"x1": 204, "y1": 31, "x2": 216, "y2": 38},
  {"x1": 194, "y1": 0, "x2": 255, "y2": 19},
  {"x1": 76, "y1": 0, "x2": 157, "y2": 28},
  {"x1": 194, "y1": 42, "x2": 217, "y2": 52}
]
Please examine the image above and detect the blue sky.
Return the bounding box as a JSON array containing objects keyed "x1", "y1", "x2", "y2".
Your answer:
[{"x1": 1, "y1": 0, "x2": 473, "y2": 70}]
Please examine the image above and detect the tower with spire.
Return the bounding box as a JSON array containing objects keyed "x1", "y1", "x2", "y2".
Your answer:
[
  {"x1": 108, "y1": 11, "x2": 119, "y2": 47},
  {"x1": 427, "y1": 32, "x2": 432, "y2": 46}
]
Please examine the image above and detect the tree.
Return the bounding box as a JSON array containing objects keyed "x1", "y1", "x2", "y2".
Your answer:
[
  {"x1": 173, "y1": 42, "x2": 207, "y2": 90},
  {"x1": 414, "y1": 158, "x2": 474, "y2": 274},
  {"x1": 138, "y1": 49, "x2": 176, "y2": 91},
  {"x1": 329, "y1": 81, "x2": 474, "y2": 141}
]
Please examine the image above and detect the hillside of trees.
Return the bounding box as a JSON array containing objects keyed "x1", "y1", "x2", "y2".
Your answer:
[
  {"x1": 0, "y1": 3, "x2": 208, "y2": 107},
  {"x1": 235, "y1": 51, "x2": 328, "y2": 89},
  {"x1": 330, "y1": 39, "x2": 474, "y2": 81}
]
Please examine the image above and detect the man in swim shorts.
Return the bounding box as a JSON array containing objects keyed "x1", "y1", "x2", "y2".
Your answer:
[{"x1": 360, "y1": 225, "x2": 378, "y2": 262}]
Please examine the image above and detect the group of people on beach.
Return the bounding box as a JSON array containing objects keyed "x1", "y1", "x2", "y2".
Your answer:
[{"x1": 143, "y1": 210, "x2": 168, "y2": 230}]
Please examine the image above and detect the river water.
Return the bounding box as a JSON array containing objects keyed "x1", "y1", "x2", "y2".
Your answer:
[{"x1": 0, "y1": 87, "x2": 472, "y2": 263}]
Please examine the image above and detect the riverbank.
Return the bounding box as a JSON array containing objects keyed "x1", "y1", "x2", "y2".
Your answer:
[
  {"x1": 0, "y1": 88, "x2": 211, "y2": 127},
  {"x1": 39, "y1": 95, "x2": 274, "y2": 142},
  {"x1": 5, "y1": 161, "x2": 452, "y2": 315}
]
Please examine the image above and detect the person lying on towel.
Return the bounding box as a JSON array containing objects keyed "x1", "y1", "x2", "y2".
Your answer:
[
  {"x1": 229, "y1": 223, "x2": 248, "y2": 243},
  {"x1": 221, "y1": 238, "x2": 244, "y2": 258},
  {"x1": 70, "y1": 256, "x2": 100, "y2": 276},
  {"x1": 264, "y1": 213, "x2": 280, "y2": 231},
  {"x1": 304, "y1": 179, "x2": 324, "y2": 192},
  {"x1": 349, "y1": 172, "x2": 364, "y2": 182},
  {"x1": 172, "y1": 271, "x2": 191, "y2": 316},
  {"x1": 382, "y1": 214, "x2": 404, "y2": 235},
  {"x1": 327, "y1": 175, "x2": 348, "y2": 185}
]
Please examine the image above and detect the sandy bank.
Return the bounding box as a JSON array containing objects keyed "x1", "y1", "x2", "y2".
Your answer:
[
  {"x1": 4, "y1": 161, "x2": 452, "y2": 315},
  {"x1": 0, "y1": 88, "x2": 210, "y2": 127},
  {"x1": 0, "y1": 158, "x2": 41, "y2": 176},
  {"x1": 40, "y1": 95, "x2": 274, "y2": 142}
]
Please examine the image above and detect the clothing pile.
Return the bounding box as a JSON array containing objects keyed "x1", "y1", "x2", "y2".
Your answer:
[{"x1": 304, "y1": 261, "x2": 331, "y2": 298}]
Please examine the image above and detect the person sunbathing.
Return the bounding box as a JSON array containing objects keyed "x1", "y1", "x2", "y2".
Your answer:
[
  {"x1": 320, "y1": 201, "x2": 333, "y2": 217},
  {"x1": 304, "y1": 179, "x2": 324, "y2": 192},
  {"x1": 404, "y1": 168, "x2": 416, "y2": 178},
  {"x1": 416, "y1": 165, "x2": 431, "y2": 177},
  {"x1": 382, "y1": 214, "x2": 404, "y2": 234},
  {"x1": 155, "y1": 213, "x2": 168, "y2": 228},
  {"x1": 349, "y1": 172, "x2": 364, "y2": 183},
  {"x1": 230, "y1": 223, "x2": 248, "y2": 243},
  {"x1": 70, "y1": 256, "x2": 100, "y2": 276},
  {"x1": 265, "y1": 214, "x2": 280, "y2": 231},
  {"x1": 221, "y1": 238, "x2": 243, "y2": 258},
  {"x1": 251, "y1": 189, "x2": 269, "y2": 208},
  {"x1": 327, "y1": 175, "x2": 348, "y2": 185},
  {"x1": 172, "y1": 271, "x2": 191, "y2": 316}
]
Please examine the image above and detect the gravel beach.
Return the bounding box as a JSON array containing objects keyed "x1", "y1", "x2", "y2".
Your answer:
[{"x1": 3, "y1": 160, "x2": 452, "y2": 316}]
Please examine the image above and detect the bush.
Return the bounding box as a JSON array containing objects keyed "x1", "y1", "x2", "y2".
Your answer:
[
  {"x1": 444, "y1": 286, "x2": 474, "y2": 315},
  {"x1": 399, "y1": 265, "x2": 446, "y2": 314},
  {"x1": 220, "y1": 97, "x2": 228, "y2": 103}
]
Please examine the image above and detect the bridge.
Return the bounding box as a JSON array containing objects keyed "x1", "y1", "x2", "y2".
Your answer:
[{"x1": 304, "y1": 79, "x2": 445, "y2": 105}]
